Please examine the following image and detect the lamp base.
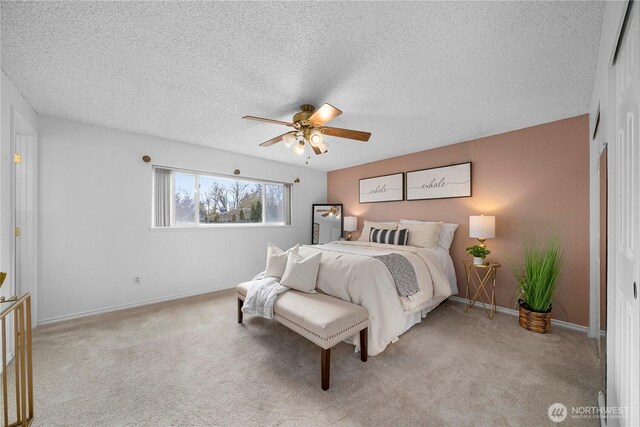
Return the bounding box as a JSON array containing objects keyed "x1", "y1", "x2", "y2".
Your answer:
[{"x1": 346, "y1": 232, "x2": 353, "y2": 241}]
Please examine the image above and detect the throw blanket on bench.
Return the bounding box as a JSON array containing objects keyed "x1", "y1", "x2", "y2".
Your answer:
[
  {"x1": 372, "y1": 253, "x2": 422, "y2": 299},
  {"x1": 241, "y1": 277, "x2": 288, "y2": 319}
]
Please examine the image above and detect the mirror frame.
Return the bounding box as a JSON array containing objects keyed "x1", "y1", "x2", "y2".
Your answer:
[{"x1": 311, "y1": 204, "x2": 344, "y2": 244}]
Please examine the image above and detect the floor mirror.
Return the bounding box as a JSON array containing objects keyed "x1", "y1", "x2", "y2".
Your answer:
[{"x1": 312, "y1": 204, "x2": 343, "y2": 244}]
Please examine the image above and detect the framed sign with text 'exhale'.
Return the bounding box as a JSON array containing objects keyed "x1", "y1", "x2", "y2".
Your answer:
[{"x1": 406, "y1": 162, "x2": 472, "y2": 201}]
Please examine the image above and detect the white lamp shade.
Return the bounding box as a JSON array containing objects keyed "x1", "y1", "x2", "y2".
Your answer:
[
  {"x1": 293, "y1": 142, "x2": 305, "y2": 155},
  {"x1": 469, "y1": 215, "x2": 495, "y2": 239},
  {"x1": 344, "y1": 216, "x2": 358, "y2": 232},
  {"x1": 283, "y1": 133, "x2": 297, "y2": 148},
  {"x1": 309, "y1": 130, "x2": 323, "y2": 146}
]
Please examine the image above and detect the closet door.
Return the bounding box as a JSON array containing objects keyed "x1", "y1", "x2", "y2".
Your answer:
[{"x1": 611, "y1": 2, "x2": 640, "y2": 425}]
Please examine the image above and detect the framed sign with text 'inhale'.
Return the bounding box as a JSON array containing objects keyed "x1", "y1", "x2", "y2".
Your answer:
[{"x1": 359, "y1": 173, "x2": 404, "y2": 203}]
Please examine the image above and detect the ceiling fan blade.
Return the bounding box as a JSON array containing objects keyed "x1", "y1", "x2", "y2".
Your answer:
[
  {"x1": 310, "y1": 144, "x2": 323, "y2": 155},
  {"x1": 322, "y1": 212, "x2": 329, "y2": 217},
  {"x1": 322, "y1": 126, "x2": 371, "y2": 142},
  {"x1": 243, "y1": 116, "x2": 295, "y2": 127},
  {"x1": 308, "y1": 104, "x2": 342, "y2": 126},
  {"x1": 259, "y1": 133, "x2": 292, "y2": 147}
]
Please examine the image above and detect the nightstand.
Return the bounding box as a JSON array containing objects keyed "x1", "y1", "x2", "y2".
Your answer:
[{"x1": 463, "y1": 260, "x2": 500, "y2": 319}]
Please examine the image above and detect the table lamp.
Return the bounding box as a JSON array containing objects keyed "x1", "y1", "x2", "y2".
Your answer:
[
  {"x1": 344, "y1": 216, "x2": 358, "y2": 241},
  {"x1": 469, "y1": 214, "x2": 495, "y2": 248}
]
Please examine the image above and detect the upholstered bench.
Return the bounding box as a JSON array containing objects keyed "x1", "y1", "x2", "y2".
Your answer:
[{"x1": 236, "y1": 282, "x2": 369, "y2": 390}]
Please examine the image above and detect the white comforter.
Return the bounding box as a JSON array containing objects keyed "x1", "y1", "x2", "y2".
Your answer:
[{"x1": 298, "y1": 241, "x2": 452, "y2": 355}]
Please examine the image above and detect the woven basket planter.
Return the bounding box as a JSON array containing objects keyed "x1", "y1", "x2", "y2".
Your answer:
[{"x1": 518, "y1": 299, "x2": 551, "y2": 333}]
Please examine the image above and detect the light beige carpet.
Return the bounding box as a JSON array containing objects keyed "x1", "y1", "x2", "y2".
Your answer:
[{"x1": 7, "y1": 290, "x2": 601, "y2": 426}]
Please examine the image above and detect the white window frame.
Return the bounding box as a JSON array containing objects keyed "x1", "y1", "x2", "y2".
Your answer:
[{"x1": 153, "y1": 166, "x2": 293, "y2": 229}]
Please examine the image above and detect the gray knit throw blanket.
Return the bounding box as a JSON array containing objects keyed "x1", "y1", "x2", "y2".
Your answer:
[{"x1": 373, "y1": 253, "x2": 421, "y2": 299}]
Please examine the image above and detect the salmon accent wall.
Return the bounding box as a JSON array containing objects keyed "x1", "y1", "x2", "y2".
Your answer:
[{"x1": 328, "y1": 115, "x2": 590, "y2": 326}]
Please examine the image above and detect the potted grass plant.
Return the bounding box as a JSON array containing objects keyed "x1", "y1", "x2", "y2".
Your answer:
[{"x1": 512, "y1": 233, "x2": 564, "y2": 333}]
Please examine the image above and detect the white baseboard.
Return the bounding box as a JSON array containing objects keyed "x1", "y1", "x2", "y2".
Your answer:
[
  {"x1": 37, "y1": 284, "x2": 237, "y2": 326},
  {"x1": 448, "y1": 296, "x2": 589, "y2": 334}
]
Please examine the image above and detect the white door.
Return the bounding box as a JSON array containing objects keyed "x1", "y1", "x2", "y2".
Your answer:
[
  {"x1": 11, "y1": 109, "x2": 38, "y2": 327},
  {"x1": 14, "y1": 134, "x2": 27, "y2": 295},
  {"x1": 610, "y1": 2, "x2": 640, "y2": 425}
]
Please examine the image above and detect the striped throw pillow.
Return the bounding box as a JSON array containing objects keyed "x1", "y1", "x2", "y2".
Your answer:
[{"x1": 369, "y1": 227, "x2": 409, "y2": 246}]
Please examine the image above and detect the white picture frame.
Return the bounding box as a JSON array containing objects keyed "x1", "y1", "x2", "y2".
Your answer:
[
  {"x1": 359, "y1": 173, "x2": 404, "y2": 203},
  {"x1": 406, "y1": 162, "x2": 472, "y2": 200}
]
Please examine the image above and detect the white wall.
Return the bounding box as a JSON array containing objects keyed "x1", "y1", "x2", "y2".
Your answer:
[
  {"x1": 1, "y1": 72, "x2": 39, "y2": 300},
  {"x1": 38, "y1": 116, "x2": 326, "y2": 323}
]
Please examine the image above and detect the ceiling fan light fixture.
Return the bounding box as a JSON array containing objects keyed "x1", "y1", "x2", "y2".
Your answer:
[
  {"x1": 293, "y1": 141, "x2": 305, "y2": 156},
  {"x1": 317, "y1": 141, "x2": 329, "y2": 153},
  {"x1": 309, "y1": 130, "x2": 323, "y2": 146},
  {"x1": 283, "y1": 132, "x2": 297, "y2": 148}
]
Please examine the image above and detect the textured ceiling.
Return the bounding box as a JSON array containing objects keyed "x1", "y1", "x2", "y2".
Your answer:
[{"x1": 1, "y1": 1, "x2": 604, "y2": 171}]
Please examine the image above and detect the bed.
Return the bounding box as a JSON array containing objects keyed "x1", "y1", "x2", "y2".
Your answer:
[{"x1": 296, "y1": 240, "x2": 457, "y2": 356}]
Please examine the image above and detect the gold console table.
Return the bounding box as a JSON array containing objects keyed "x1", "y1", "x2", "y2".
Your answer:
[{"x1": 1, "y1": 294, "x2": 33, "y2": 427}]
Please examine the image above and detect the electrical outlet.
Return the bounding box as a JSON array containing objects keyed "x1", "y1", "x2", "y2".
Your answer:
[{"x1": 133, "y1": 276, "x2": 143, "y2": 285}]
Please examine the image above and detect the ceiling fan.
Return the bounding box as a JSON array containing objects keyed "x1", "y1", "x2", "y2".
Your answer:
[
  {"x1": 317, "y1": 206, "x2": 341, "y2": 218},
  {"x1": 242, "y1": 104, "x2": 371, "y2": 157}
]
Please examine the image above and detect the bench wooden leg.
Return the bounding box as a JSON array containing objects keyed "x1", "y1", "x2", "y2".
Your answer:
[
  {"x1": 360, "y1": 328, "x2": 368, "y2": 362},
  {"x1": 321, "y1": 348, "x2": 331, "y2": 391},
  {"x1": 237, "y1": 298, "x2": 243, "y2": 324}
]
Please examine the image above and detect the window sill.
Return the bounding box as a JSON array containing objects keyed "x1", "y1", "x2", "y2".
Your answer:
[{"x1": 149, "y1": 223, "x2": 293, "y2": 232}]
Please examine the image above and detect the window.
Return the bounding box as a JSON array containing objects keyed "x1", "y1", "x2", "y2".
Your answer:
[{"x1": 153, "y1": 167, "x2": 291, "y2": 228}]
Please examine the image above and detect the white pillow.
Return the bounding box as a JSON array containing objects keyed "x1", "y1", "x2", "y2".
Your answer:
[
  {"x1": 280, "y1": 252, "x2": 322, "y2": 293},
  {"x1": 397, "y1": 222, "x2": 441, "y2": 249},
  {"x1": 358, "y1": 221, "x2": 398, "y2": 241},
  {"x1": 265, "y1": 243, "x2": 299, "y2": 279},
  {"x1": 400, "y1": 219, "x2": 459, "y2": 250}
]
